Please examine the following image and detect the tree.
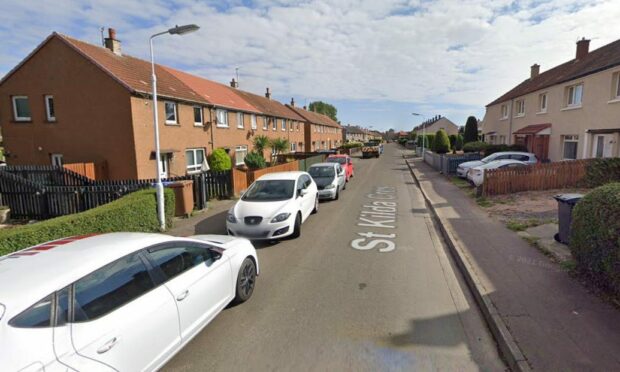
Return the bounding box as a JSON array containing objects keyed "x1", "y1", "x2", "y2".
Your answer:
[
  {"x1": 434, "y1": 129, "x2": 451, "y2": 154},
  {"x1": 448, "y1": 134, "x2": 457, "y2": 149},
  {"x1": 409, "y1": 132, "x2": 417, "y2": 141},
  {"x1": 464, "y1": 116, "x2": 479, "y2": 143},
  {"x1": 455, "y1": 135, "x2": 464, "y2": 151},
  {"x1": 253, "y1": 135, "x2": 270, "y2": 157},
  {"x1": 269, "y1": 137, "x2": 290, "y2": 164},
  {"x1": 208, "y1": 148, "x2": 232, "y2": 171},
  {"x1": 308, "y1": 101, "x2": 338, "y2": 122}
]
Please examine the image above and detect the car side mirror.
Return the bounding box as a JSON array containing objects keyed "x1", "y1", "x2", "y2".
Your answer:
[
  {"x1": 209, "y1": 247, "x2": 224, "y2": 261},
  {"x1": 300, "y1": 188, "x2": 309, "y2": 196}
]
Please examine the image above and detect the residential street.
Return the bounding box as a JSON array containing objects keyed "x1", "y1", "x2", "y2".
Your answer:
[{"x1": 166, "y1": 144, "x2": 505, "y2": 371}]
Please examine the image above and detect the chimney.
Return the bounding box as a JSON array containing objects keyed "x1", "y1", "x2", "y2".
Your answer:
[
  {"x1": 290, "y1": 98, "x2": 295, "y2": 107},
  {"x1": 530, "y1": 63, "x2": 540, "y2": 78},
  {"x1": 104, "y1": 28, "x2": 121, "y2": 56},
  {"x1": 265, "y1": 87, "x2": 271, "y2": 99},
  {"x1": 303, "y1": 105, "x2": 307, "y2": 110},
  {"x1": 576, "y1": 37, "x2": 590, "y2": 60},
  {"x1": 230, "y1": 78, "x2": 238, "y2": 88}
]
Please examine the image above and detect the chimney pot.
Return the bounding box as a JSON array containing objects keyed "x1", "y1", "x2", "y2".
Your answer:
[
  {"x1": 530, "y1": 63, "x2": 540, "y2": 78},
  {"x1": 108, "y1": 28, "x2": 116, "y2": 40},
  {"x1": 104, "y1": 27, "x2": 121, "y2": 56},
  {"x1": 290, "y1": 98, "x2": 295, "y2": 107},
  {"x1": 230, "y1": 78, "x2": 238, "y2": 88},
  {"x1": 303, "y1": 105, "x2": 307, "y2": 110},
  {"x1": 576, "y1": 37, "x2": 590, "y2": 60},
  {"x1": 265, "y1": 87, "x2": 271, "y2": 99}
]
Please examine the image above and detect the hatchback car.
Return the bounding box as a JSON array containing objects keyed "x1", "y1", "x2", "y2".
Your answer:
[
  {"x1": 467, "y1": 159, "x2": 528, "y2": 186},
  {"x1": 227, "y1": 172, "x2": 318, "y2": 240},
  {"x1": 0, "y1": 232, "x2": 258, "y2": 372},
  {"x1": 308, "y1": 162, "x2": 346, "y2": 200},
  {"x1": 326, "y1": 155, "x2": 354, "y2": 181},
  {"x1": 457, "y1": 151, "x2": 537, "y2": 178}
]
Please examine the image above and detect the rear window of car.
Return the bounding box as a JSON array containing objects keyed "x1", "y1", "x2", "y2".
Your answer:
[
  {"x1": 9, "y1": 295, "x2": 52, "y2": 328},
  {"x1": 327, "y1": 157, "x2": 346, "y2": 164}
]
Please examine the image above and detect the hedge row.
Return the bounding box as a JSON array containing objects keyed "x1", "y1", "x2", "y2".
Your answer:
[
  {"x1": 462, "y1": 141, "x2": 527, "y2": 155},
  {"x1": 0, "y1": 188, "x2": 175, "y2": 256},
  {"x1": 583, "y1": 158, "x2": 620, "y2": 188}
]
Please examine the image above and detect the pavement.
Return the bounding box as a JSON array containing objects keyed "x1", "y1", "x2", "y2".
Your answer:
[
  {"x1": 164, "y1": 144, "x2": 505, "y2": 371},
  {"x1": 517, "y1": 223, "x2": 573, "y2": 263},
  {"x1": 406, "y1": 155, "x2": 620, "y2": 371}
]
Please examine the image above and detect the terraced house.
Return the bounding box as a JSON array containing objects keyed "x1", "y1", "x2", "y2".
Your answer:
[
  {"x1": 482, "y1": 37, "x2": 620, "y2": 162},
  {"x1": 286, "y1": 102, "x2": 342, "y2": 152},
  {"x1": 0, "y1": 29, "x2": 340, "y2": 180}
]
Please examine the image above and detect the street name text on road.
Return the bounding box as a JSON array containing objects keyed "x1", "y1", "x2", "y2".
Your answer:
[{"x1": 351, "y1": 186, "x2": 397, "y2": 253}]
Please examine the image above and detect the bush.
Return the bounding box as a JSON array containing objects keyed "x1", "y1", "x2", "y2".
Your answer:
[
  {"x1": 244, "y1": 151, "x2": 266, "y2": 169},
  {"x1": 482, "y1": 144, "x2": 529, "y2": 156},
  {"x1": 570, "y1": 182, "x2": 620, "y2": 297},
  {"x1": 398, "y1": 138, "x2": 407, "y2": 145},
  {"x1": 448, "y1": 134, "x2": 457, "y2": 149},
  {"x1": 455, "y1": 135, "x2": 464, "y2": 151},
  {"x1": 434, "y1": 129, "x2": 451, "y2": 154},
  {"x1": 343, "y1": 142, "x2": 363, "y2": 149},
  {"x1": 0, "y1": 188, "x2": 175, "y2": 255},
  {"x1": 583, "y1": 158, "x2": 620, "y2": 188},
  {"x1": 464, "y1": 116, "x2": 479, "y2": 143},
  {"x1": 463, "y1": 141, "x2": 488, "y2": 153},
  {"x1": 209, "y1": 148, "x2": 232, "y2": 171}
]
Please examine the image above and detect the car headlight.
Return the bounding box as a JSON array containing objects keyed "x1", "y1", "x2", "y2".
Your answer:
[
  {"x1": 270, "y1": 213, "x2": 291, "y2": 223},
  {"x1": 325, "y1": 184, "x2": 336, "y2": 189},
  {"x1": 226, "y1": 213, "x2": 237, "y2": 223}
]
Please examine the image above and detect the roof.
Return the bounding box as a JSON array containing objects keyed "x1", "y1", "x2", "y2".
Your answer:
[
  {"x1": 287, "y1": 105, "x2": 342, "y2": 129},
  {"x1": 234, "y1": 91, "x2": 305, "y2": 121},
  {"x1": 0, "y1": 233, "x2": 183, "y2": 316},
  {"x1": 345, "y1": 125, "x2": 366, "y2": 134},
  {"x1": 513, "y1": 123, "x2": 552, "y2": 135},
  {"x1": 477, "y1": 159, "x2": 528, "y2": 169},
  {"x1": 413, "y1": 117, "x2": 458, "y2": 131},
  {"x1": 257, "y1": 171, "x2": 307, "y2": 181},
  {"x1": 488, "y1": 38, "x2": 620, "y2": 106}
]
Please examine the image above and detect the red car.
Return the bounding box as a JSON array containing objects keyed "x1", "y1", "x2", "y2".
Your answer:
[{"x1": 326, "y1": 155, "x2": 354, "y2": 181}]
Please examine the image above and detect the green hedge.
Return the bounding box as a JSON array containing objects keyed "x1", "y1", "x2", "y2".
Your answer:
[
  {"x1": 0, "y1": 188, "x2": 175, "y2": 256},
  {"x1": 434, "y1": 129, "x2": 451, "y2": 154},
  {"x1": 485, "y1": 144, "x2": 528, "y2": 156},
  {"x1": 463, "y1": 141, "x2": 488, "y2": 153},
  {"x1": 570, "y1": 182, "x2": 620, "y2": 297},
  {"x1": 583, "y1": 158, "x2": 620, "y2": 188},
  {"x1": 342, "y1": 142, "x2": 363, "y2": 149}
]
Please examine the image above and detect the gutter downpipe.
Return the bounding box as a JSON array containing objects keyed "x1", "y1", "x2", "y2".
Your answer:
[{"x1": 508, "y1": 99, "x2": 515, "y2": 145}]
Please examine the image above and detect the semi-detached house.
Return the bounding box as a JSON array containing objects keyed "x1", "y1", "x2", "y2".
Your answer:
[
  {"x1": 482, "y1": 38, "x2": 620, "y2": 162},
  {"x1": 0, "y1": 29, "x2": 342, "y2": 180}
]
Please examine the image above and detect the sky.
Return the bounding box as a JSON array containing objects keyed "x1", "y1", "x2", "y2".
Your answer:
[{"x1": 1, "y1": 0, "x2": 619, "y2": 132}]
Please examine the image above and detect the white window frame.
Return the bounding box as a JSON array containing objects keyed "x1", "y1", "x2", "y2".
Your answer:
[
  {"x1": 566, "y1": 83, "x2": 583, "y2": 107},
  {"x1": 291, "y1": 142, "x2": 297, "y2": 152},
  {"x1": 614, "y1": 72, "x2": 620, "y2": 99},
  {"x1": 237, "y1": 112, "x2": 244, "y2": 129},
  {"x1": 12, "y1": 96, "x2": 31, "y2": 121},
  {"x1": 216, "y1": 109, "x2": 229, "y2": 127},
  {"x1": 281, "y1": 119, "x2": 286, "y2": 131},
  {"x1": 515, "y1": 99, "x2": 525, "y2": 117},
  {"x1": 185, "y1": 148, "x2": 206, "y2": 173},
  {"x1": 262, "y1": 116, "x2": 268, "y2": 130},
  {"x1": 51, "y1": 153, "x2": 63, "y2": 166},
  {"x1": 562, "y1": 135, "x2": 579, "y2": 160},
  {"x1": 538, "y1": 93, "x2": 547, "y2": 113},
  {"x1": 251, "y1": 114, "x2": 257, "y2": 130},
  {"x1": 296, "y1": 122, "x2": 300, "y2": 131},
  {"x1": 500, "y1": 104, "x2": 508, "y2": 119},
  {"x1": 164, "y1": 101, "x2": 177, "y2": 124},
  {"x1": 235, "y1": 145, "x2": 248, "y2": 166},
  {"x1": 271, "y1": 117, "x2": 277, "y2": 131},
  {"x1": 193, "y1": 106, "x2": 203, "y2": 126},
  {"x1": 289, "y1": 120, "x2": 294, "y2": 132},
  {"x1": 45, "y1": 95, "x2": 56, "y2": 122}
]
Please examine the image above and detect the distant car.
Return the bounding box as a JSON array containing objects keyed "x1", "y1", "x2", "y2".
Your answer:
[
  {"x1": 326, "y1": 154, "x2": 354, "y2": 181},
  {"x1": 467, "y1": 159, "x2": 529, "y2": 186},
  {"x1": 457, "y1": 152, "x2": 538, "y2": 178},
  {"x1": 227, "y1": 172, "x2": 318, "y2": 240},
  {"x1": 308, "y1": 162, "x2": 346, "y2": 200},
  {"x1": 0, "y1": 232, "x2": 258, "y2": 372}
]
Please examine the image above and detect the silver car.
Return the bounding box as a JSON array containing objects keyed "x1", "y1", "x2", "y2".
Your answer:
[
  {"x1": 457, "y1": 151, "x2": 538, "y2": 178},
  {"x1": 308, "y1": 163, "x2": 346, "y2": 200}
]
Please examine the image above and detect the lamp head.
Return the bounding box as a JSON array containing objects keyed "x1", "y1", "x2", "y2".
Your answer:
[{"x1": 169, "y1": 24, "x2": 200, "y2": 35}]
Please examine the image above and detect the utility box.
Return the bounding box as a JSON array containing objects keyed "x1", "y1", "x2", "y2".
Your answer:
[
  {"x1": 168, "y1": 180, "x2": 194, "y2": 217},
  {"x1": 553, "y1": 193, "x2": 583, "y2": 244}
]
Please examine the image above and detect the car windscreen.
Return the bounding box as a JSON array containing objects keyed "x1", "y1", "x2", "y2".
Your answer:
[
  {"x1": 242, "y1": 180, "x2": 295, "y2": 202},
  {"x1": 327, "y1": 157, "x2": 346, "y2": 164},
  {"x1": 309, "y1": 167, "x2": 335, "y2": 178}
]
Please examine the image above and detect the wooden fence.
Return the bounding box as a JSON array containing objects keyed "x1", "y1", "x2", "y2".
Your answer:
[
  {"x1": 231, "y1": 161, "x2": 301, "y2": 196},
  {"x1": 63, "y1": 163, "x2": 97, "y2": 180},
  {"x1": 482, "y1": 160, "x2": 590, "y2": 196}
]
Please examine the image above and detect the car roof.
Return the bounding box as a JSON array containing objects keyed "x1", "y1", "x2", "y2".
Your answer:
[
  {"x1": 309, "y1": 162, "x2": 338, "y2": 168},
  {"x1": 478, "y1": 159, "x2": 526, "y2": 168},
  {"x1": 257, "y1": 171, "x2": 306, "y2": 181},
  {"x1": 326, "y1": 154, "x2": 348, "y2": 158},
  {"x1": 0, "y1": 233, "x2": 193, "y2": 317},
  {"x1": 489, "y1": 151, "x2": 535, "y2": 156}
]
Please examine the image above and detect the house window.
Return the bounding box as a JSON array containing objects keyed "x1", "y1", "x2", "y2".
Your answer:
[
  {"x1": 193, "y1": 106, "x2": 203, "y2": 126},
  {"x1": 312, "y1": 141, "x2": 316, "y2": 150},
  {"x1": 562, "y1": 135, "x2": 578, "y2": 160},
  {"x1": 12, "y1": 96, "x2": 31, "y2": 121},
  {"x1": 237, "y1": 112, "x2": 244, "y2": 129},
  {"x1": 164, "y1": 101, "x2": 177, "y2": 124},
  {"x1": 296, "y1": 122, "x2": 300, "y2": 131},
  {"x1": 235, "y1": 145, "x2": 248, "y2": 166},
  {"x1": 566, "y1": 84, "x2": 583, "y2": 107},
  {"x1": 281, "y1": 119, "x2": 286, "y2": 131},
  {"x1": 499, "y1": 135, "x2": 506, "y2": 144},
  {"x1": 291, "y1": 142, "x2": 297, "y2": 152},
  {"x1": 289, "y1": 121, "x2": 294, "y2": 132},
  {"x1": 262, "y1": 116, "x2": 268, "y2": 130},
  {"x1": 51, "y1": 154, "x2": 63, "y2": 166},
  {"x1": 186, "y1": 148, "x2": 206, "y2": 173},
  {"x1": 515, "y1": 99, "x2": 525, "y2": 117},
  {"x1": 539, "y1": 93, "x2": 547, "y2": 113},
  {"x1": 216, "y1": 109, "x2": 228, "y2": 127},
  {"x1": 45, "y1": 95, "x2": 56, "y2": 121},
  {"x1": 251, "y1": 114, "x2": 257, "y2": 130},
  {"x1": 500, "y1": 104, "x2": 508, "y2": 119},
  {"x1": 271, "y1": 117, "x2": 277, "y2": 131},
  {"x1": 614, "y1": 72, "x2": 620, "y2": 99}
]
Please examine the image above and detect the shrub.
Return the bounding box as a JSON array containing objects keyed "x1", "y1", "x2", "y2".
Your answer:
[
  {"x1": 448, "y1": 134, "x2": 457, "y2": 149},
  {"x1": 434, "y1": 129, "x2": 451, "y2": 154},
  {"x1": 244, "y1": 151, "x2": 267, "y2": 169},
  {"x1": 0, "y1": 188, "x2": 175, "y2": 255},
  {"x1": 253, "y1": 135, "x2": 270, "y2": 154},
  {"x1": 464, "y1": 116, "x2": 479, "y2": 143},
  {"x1": 583, "y1": 158, "x2": 620, "y2": 188},
  {"x1": 570, "y1": 183, "x2": 620, "y2": 297},
  {"x1": 342, "y1": 142, "x2": 363, "y2": 149},
  {"x1": 209, "y1": 148, "x2": 232, "y2": 171},
  {"x1": 398, "y1": 138, "x2": 407, "y2": 145},
  {"x1": 455, "y1": 135, "x2": 464, "y2": 151},
  {"x1": 463, "y1": 141, "x2": 488, "y2": 153}
]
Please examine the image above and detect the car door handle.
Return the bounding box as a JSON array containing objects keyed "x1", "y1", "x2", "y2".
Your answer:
[
  {"x1": 176, "y1": 290, "x2": 190, "y2": 301},
  {"x1": 97, "y1": 337, "x2": 119, "y2": 354}
]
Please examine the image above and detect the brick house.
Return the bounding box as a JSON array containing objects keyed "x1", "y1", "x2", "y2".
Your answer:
[
  {"x1": 344, "y1": 125, "x2": 368, "y2": 143},
  {"x1": 482, "y1": 38, "x2": 620, "y2": 161},
  {"x1": 286, "y1": 103, "x2": 343, "y2": 152},
  {"x1": 412, "y1": 116, "x2": 459, "y2": 137}
]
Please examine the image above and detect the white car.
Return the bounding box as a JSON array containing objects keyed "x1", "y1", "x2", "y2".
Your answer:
[
  {"x1": 467, "y1": 159, "x2": 529, "y2": 186},
  {"x1": 0, "y1": 232, "x2": 258, "y2": 372},
  {"x1": 457, "y1": 151, "x2": 537, "y2": 178},
  {"x1": 308, "y1": 162, "x2": 346, "y2": 200},
  {"x1": 227, "y1": 171, "x2": 318, "y2": 240}
]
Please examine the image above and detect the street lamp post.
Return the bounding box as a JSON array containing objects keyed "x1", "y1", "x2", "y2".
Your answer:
[
  {"x1": 412, "y1": 112, "x2": 426, "y2": 155},
  {"x1": 150, "y1": 24, "x2": 200, "y2": 230}
]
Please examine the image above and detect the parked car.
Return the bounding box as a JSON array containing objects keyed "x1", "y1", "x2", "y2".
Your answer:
[
  {"x1": 325, "y1": 154, "x2": 354, "y2": 181},
  {"x1": 467, "y1": 159, "x2": 529, "y2": 186},
  {"x1": 0, "y1": 232, "x2": 258, "y2": 372},
  {"x1": 227, "y1": 172, "x2": 318, "y2": 240},
  {"x1": 308, "y1": 163, "x2": 346, "y2": 200},
  {"x1": 457, "y1": 152, "x2": 537, "y2": 178}
]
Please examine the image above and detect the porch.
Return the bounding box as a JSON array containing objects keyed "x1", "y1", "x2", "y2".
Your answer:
[{"x1": 513, "y1": 123, "x2": 551, "y2": 161}]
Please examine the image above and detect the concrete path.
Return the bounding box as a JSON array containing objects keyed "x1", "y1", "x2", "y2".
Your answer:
[{"x1": 407, "y1": 156, "x2": 620, "y2": 371}]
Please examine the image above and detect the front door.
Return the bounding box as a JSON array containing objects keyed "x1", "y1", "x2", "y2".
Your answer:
[
  {"x1": 592, "y1": 135, "x2": 613, "y2": 158},
  {"x1": 159, "y1": 155, "x2": 169, "y2": 178}
]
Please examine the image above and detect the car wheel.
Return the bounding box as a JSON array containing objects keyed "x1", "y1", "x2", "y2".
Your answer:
[
  {"x1": 343, "y1": 181, "x2": 346, "y2": 190},
  {"x1": 312, "y1": 195, "x2": 318, "y2": 214},
  {"x1": 291, "y1": 213, "x2": 302, "y2": 238},
  {"x1": 334, "y1": 189, "x2": 339, "y2": 200},
  {"x1": 234, "y1": 258, "x2": 256, "y2": 303}
]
